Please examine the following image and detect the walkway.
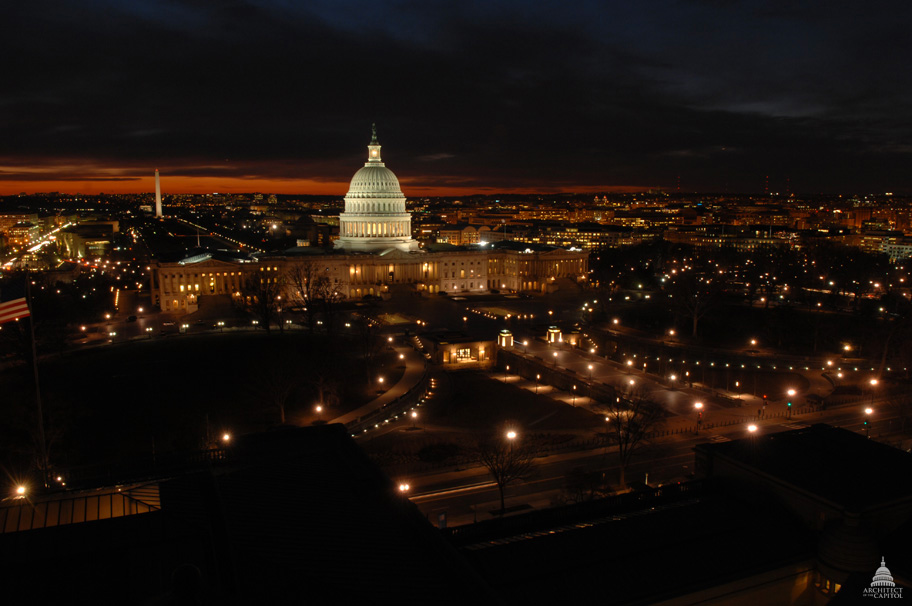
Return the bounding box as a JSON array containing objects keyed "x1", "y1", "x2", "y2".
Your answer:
[{"x1": 330, "y1": 344, "x2": 427, "y2": 426}]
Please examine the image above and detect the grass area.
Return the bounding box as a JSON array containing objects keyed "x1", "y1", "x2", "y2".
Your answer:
[
  {"x1": 377, "y1": 312, "x2": 415, "y2": 325},
  {"x1": 360, "y1": 370, "x2": 604, "y2": 469},
  {"x1": 429, "y1": 371, "x2": 603, "y2": 431},
  {"x1": 0, "y1": 331, "x2": 388, "y2": 472}
]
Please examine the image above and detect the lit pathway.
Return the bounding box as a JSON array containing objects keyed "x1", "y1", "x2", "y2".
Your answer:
[
  {"x1": 502, "y1": 335, "x2": 839, "y2": 432},
  {"x1": 330, "y1": 344, "x2": 427, "y2": 426}
]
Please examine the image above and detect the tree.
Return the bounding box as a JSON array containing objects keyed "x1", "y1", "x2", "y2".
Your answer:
[
  {"x1": 249, "y1": 343, "x2": 301, "y2": 424},
  {"x1": 238, "y1": 267, "x2": 286, "y2": 331},
  {"x1": 884, "y1": 392, "x2": 912, "y2": 433},
  {"x1": 476, "y1": 429, "x2": 536, "y2": 515},
  {"x1": 669, "y1": 269, "x2": 724, "y2": 338},
  {"x1": 602, "y1": 385, "x2": 664, "y2": 489},
  {"x1": 558, "y1": 466, "x2": 606, "y2": 504},
  {"x1": 286, "y1": 259, "x2": 321, "y2": 331},
  {"x1": 307, "y1": 269, "x2": 344, "y2": 334},
  {"x1": 351, "y1": 312, "x2": 385, "y2": 384}
]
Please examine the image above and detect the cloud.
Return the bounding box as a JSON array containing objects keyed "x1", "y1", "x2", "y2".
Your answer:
[{"x1": 1, "y1": 0, "x2": 910, "y2": 193}]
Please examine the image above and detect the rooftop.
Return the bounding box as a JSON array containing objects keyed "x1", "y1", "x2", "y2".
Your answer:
[{"x1": 695, "y1": 424, "x2": 912, "y2": 512}]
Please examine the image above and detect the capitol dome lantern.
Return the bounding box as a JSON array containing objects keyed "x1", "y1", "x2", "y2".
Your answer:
[{"x1": 334, "y1": 125, "x2": 420, "y2": 253}]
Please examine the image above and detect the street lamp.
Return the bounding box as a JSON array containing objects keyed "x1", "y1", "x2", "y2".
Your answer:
[
  {"x1": 694, "y1": 402, "x2": 703, "y2": 432},
  {"x1": 626, "y1": 359, "x2": 633, "y2": 374},
  {"x1": 506, "y1": 429, "x2": 517, "y2": 451},
  {"x1": 553, "y1": 351, "x2": 558, "y2": 367},
  {"x1": 747, "y1": 424, "x2": 758, "y2": 433},
  {"x1": 786, "y1": 388, "x2": 796, "y2": 418},
  {"x1": 411, "y1": 410, "x2": 418, "y2": 429},
  {"x1": 505, "y1": 365, "x2": 510, "y2": 382},
  {"x1": 864, "y1": 407, "x2": 873, "y2": 438},
  {"x1": 535, "y1": 373, "x2": 540, "y2": 393},
  {"x1": 572, "y1": 385, "x2": 577, "y2": 405},
  {"x1": 588, "y1": 364, "x2": 593, "y2": 382}
]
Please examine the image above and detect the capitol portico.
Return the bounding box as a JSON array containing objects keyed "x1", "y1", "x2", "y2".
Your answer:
[{"x1": 151, "y1": 128, "x2": 588, "y2": 315}]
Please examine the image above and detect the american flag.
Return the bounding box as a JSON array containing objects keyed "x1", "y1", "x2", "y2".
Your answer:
[{"x1": 0, "y1": 297, "x2": 30, "y2": 324}]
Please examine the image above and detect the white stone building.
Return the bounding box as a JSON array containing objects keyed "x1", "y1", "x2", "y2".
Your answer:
[{"x1": 151, "y1": 129, "x2": 588, "y2": 314}]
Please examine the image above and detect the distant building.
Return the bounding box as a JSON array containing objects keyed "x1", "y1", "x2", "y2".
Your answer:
[
  {"x1": 151, "y1": 129, "x2": 588, "y2": 314},
  {"x1": 58, "y1": 224, "x2": 116, "y2": 259},
  {"x1": 7, "y1": 222, "x2": 39, "y2": 248},
  {"x1": 437, "y1": 223, "x2": 491, "y2": 246},
  {"x1": 0, "y1": 212, "x2": 39, "y2": 234}
]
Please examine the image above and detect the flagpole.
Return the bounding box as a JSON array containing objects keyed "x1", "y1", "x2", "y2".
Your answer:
[{"x1": 25, "y1": 269, "x2": 49, "y2": 487}]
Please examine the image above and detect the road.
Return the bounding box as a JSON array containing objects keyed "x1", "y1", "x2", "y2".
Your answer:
[{"x1": 404, "y1": 403, "x2": 908, "y2": 528}]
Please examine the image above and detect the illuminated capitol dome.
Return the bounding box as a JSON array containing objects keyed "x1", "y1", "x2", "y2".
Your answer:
[
  {"x1": 151, "y1": 124, "x2": 589, "y2": 313},
  {"x1": 334, "y1": 125, "x2": 420, "y2": 253}
]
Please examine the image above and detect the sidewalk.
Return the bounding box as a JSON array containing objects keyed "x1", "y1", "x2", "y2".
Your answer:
[{"x1": 330, "y1": 344, "x2": 427, "y2": 425}]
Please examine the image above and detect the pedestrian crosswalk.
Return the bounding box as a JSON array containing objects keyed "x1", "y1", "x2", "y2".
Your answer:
[
  {"x1": 780, "y1": 423, "x2": 808, "y2": 430},
  {"x1": 709, "y1": 435, "x2": 731, "y2": 442}
]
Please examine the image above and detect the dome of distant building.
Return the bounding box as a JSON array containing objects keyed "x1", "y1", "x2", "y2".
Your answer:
[{"x1": 334, "y1": 124, "x2": 420, "y2": 253}]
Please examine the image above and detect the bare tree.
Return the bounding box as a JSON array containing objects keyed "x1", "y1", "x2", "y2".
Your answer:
[
  {"x1": 476, "y1": 429, "x2": 536, "y2": 515},
  {"x1": 351, "y1": 312, "x2": 385, "y2": 384},
  {"x1": 558, "y1": 466, "x2": 606, "y2": 504},
  {"x1": 602, "y1": 385, "x2": 664, "y2": 489},
  {"x1": 884, "y1": 392, "x2": 912, "y2": 433},
  {"x1": 249, "y1": 345, "x2": 301, "y2": 424},
  {"x1": 238, "y1": 268, "x2": 286, "y2": 331},
  {"x1": 669, "y1": 270, "x2": 724, "y2": 338},
  {"x1": 310, "y1": 273, "x2": 344, "y2": 334},
  {"x1": 310, "y1": 370, "x2": 341, "y2": 410},
  {"x1": 286, "y1": 259, "x2": 320, "y2": 331}
]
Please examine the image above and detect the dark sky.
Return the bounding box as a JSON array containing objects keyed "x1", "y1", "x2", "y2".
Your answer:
[{"x1": 3, "y1": 1, "x2": 911, "y2": 195}]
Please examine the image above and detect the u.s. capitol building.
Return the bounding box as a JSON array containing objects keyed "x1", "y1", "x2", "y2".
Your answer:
[{"x1": 151, "y1": 129, "x2": 588, "y2": 315}]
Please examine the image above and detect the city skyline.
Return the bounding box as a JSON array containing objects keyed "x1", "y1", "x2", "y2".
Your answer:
[{"x1": 3, "y1": 2, "x2": 911, "y2": 196}]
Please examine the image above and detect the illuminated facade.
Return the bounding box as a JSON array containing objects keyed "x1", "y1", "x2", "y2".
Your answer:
[
  {"x1": 151, "y1": 129, "x2": 587, "y2": 314},
  {"x1": 334, "y1": 125, "x2": 419, "y2": 253}
]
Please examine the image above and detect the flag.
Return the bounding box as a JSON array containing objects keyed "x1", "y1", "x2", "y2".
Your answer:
[{"x1": 0, "y1": 297, "x2": 29, "y2": 324}]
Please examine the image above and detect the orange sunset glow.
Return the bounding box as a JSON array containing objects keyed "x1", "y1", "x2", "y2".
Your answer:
[{"x1": 0, "y1": 175, "x2": 650, "y2": 197}]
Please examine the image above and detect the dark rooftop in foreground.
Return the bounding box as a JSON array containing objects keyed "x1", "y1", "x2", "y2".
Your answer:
[
  {"x1": 695, "y1": 424, "x2": 912, "y2": 511},
  {"x1": 0, "y1": 425, "x2": 492, "y2": 604}
]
